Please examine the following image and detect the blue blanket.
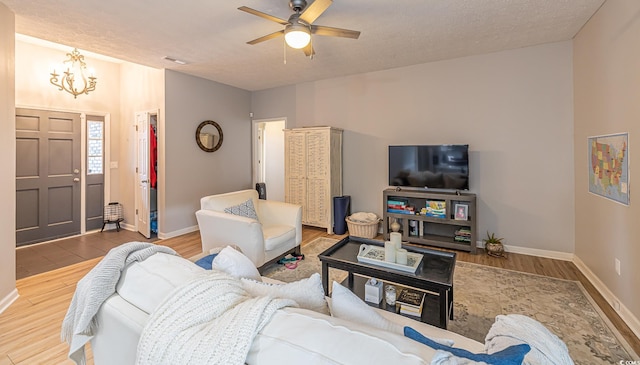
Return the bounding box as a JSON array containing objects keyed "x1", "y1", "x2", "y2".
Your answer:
[{"x1": 194, "y1": 253, "x2": 218, "y2": 269}]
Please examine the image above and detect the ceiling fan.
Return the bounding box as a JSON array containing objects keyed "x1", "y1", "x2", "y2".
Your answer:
[{"x1": 238, "y1": 0, "x2": 360, "y2": 57}]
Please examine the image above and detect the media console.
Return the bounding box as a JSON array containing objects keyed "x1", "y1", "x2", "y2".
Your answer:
[{"x1": 383, "y1": 188, "x2": 477, "y2": 254}]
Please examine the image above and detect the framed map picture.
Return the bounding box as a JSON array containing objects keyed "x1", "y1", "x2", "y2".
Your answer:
[{"x1": 588, "y1": 133, "x2": 629, "y2": 205}]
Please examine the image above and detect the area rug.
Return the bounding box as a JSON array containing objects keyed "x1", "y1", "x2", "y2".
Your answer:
[
  {"x1": 450, "y1": 262, "x2": 638, "y2": 364},
  {"x1": 261, "y1": 237, "x2": 638, "y2": 364}
]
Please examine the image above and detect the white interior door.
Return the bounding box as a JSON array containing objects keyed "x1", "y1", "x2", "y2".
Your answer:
[
  {"x1": 136, "y1": 111, "x2": 150, "y2": 238},
  {"x1": 256, "y1": 124, "x2": 266, "y2": 183},
  {"x1": 264, "y1": 120, "x2": 285, "y2": 201},
  {"x1": 252, "y1": 118, "x2": 286, "y2": 202}
]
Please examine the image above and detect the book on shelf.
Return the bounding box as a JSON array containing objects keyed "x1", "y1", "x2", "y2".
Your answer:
[
  {"x1": 396, "y1": 288, "x2": 425, "y2": 317},
  {"x1": 387, "y1": 202, "x2": 415, "y2": 215},
  {"x1": 400, "y1": 305, "x2": 422, "y2": 317},
  {"x1": 387, "y1": 204, "x2": 407, "y2": 210},
  {"x1": 454, "y1": 227, "x2": 472, "y2": 243},
  {"x1": 387, "y1": 208, "x2": 414, "y2": 215},
  {"x1": 387, "y1": 199, "x2": 408, "y2": 206}
]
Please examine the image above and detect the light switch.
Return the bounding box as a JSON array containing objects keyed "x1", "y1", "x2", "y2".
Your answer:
[{"x1": 110, "y1": 161, "x2": 118, "y2": 169}]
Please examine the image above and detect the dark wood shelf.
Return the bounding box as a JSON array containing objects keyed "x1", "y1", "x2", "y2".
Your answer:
[
  {"x1": 386, "y1": 212, "x2": 472, "y2": 226},
  {"x1": 383, "y1": 188, "x2": 477, "y2": 254},
  {"x1": 344, "y1": 275, "x2": 443, "y2": 328}
]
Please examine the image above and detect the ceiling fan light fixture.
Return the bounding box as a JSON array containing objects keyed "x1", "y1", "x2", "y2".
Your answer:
[{"x1": 284, "y1": 23, "x2": 311, "y2": 49}]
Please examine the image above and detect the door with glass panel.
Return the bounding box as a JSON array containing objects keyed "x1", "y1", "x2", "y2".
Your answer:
[{"x1": 86, "y1": 115, "x2": 105, "y2": 231}]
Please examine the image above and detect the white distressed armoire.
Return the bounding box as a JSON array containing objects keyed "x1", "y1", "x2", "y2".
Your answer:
[{"x1": 284, "y1": 127, "x2": 343, "y2": 234}]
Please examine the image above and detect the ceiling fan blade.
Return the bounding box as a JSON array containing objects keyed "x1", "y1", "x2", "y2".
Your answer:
[
  {"x1": 247, "y1": 30, "x2": 285, "y2": 45},
  {"x1": 311, "y1": 25, "x2": 360, "y2": 39},
  {"x1": 299, "y1": 0, "x2": 332, "y2": 25},
  {"x1": 238, "y1": 6, "x2": 289, "y2": 25},
  {"x1": 302, "y1": 43, "x2": 315, "y2": 57}
]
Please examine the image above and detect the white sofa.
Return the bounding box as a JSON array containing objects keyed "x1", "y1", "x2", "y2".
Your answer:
[
  {"x1": 195, "y1": 189, "x2": 302, "y2": 271},
  {"x1": 90, "y1": 253, "x2": 484, "y2": 365}
]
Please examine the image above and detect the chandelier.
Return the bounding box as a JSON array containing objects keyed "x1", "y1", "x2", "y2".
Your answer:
[{"x1": 50, "y1": 48, "x2": 97, "y2": 98}]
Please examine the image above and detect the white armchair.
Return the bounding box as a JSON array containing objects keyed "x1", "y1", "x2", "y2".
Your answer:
[{"x1": 195, "y1": 189, "x2": 302, "y2": 272}]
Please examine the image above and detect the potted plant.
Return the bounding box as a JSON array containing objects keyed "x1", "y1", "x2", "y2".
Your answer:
[{"x1": 484, "y1": 231, "x2": 506, "y2": 258}]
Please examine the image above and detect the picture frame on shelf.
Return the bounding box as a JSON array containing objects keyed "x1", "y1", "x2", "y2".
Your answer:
[{"x1": 454, "y1": 204, "x2": 468, "y2": 220}]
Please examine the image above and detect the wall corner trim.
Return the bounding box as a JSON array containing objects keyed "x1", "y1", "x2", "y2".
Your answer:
[
  {"x1": 573, "y1": 255, "x2": 640, "y2": 341},
  {"x1": 0, "y1": 289, "x2": 19, "y2": 315}
]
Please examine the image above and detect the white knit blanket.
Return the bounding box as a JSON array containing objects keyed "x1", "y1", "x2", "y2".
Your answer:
[
  {"x1": 485, "y1": 314, "x2": 574, "y2": 365},
  {"x1": 136, "y1": 270, "x2": 296, "y2": 365},
  {"x1": 61, "y1": 242, "x2": 177, "y2": 365}
]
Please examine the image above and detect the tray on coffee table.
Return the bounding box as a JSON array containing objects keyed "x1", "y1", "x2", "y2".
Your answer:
[{"x1": 357, "y1": 244, "x2": 423, "y2": 273}]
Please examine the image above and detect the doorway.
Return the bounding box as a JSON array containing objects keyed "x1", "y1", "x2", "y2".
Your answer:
[
  {"x1": 135, "y1": 111, "x2": 159, "y2": 239},
  {"x1": 252, "y1": 119, "x2": 286, "y2": 202},
  {"x1": 15, "y1": 108, "x2": 111, "y2": 246}
]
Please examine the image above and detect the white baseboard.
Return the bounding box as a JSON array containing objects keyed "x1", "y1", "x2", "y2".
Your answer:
[
  {"x1": 120, "y1": 222, "x2": 135, "y2": 231},
  {"x1": 0, "y1": 289, "x2": 19, "y2": 315},
  {"x1": 573, "y1": 256, "x2": 640, "y2": 340},
  {"x1": 119, "y1": 223, "x2": 198, "y2": 240},
  {"x1": 158, "y1": 225, "x2": 199, "y2": 240},
  {"x1": 476, "y1": 241, "x2": 574, "y2": 261}
]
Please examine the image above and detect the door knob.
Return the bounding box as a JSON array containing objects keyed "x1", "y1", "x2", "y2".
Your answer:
[
  {"x1": 73, "y1": 178, "x2": 80, "y2": 182},
  {"x1": 74, "y1": 169, "x2": 80, "y2": 174}
]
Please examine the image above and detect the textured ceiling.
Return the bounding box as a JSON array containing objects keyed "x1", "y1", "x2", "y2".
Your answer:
[{"x1": 3, "y1": 0, "x2": 605, "y2": 91}]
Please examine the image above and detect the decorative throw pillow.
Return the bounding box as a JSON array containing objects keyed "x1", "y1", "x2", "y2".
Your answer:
[
  {"x1": 405, "y1": 326, "x2": 530, "y2": 365},
  {"x1": 241, "y1": 273, "x2": 330, "y2": 315},
  {"x1": 223, "y1": 199, "x2": 258, "y2": 221},
  {"x1": 211, "y1": 246, "x2": 262, "y2": 281},
  {"x1": 330, "y1": 281, "x2": 454, "y2": 346},
  {"x1": 330, "y1": 281, "x2": 403, "y2": 333}
]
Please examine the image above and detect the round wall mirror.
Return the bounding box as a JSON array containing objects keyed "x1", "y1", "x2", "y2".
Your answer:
[{"x1": 196, "y1": 120, "x2": 223, "y2": 152}]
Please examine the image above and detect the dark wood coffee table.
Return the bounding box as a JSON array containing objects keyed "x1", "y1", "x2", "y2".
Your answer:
[{"x1": 318, "y1": 236, "x2": 456, "y2": 329}]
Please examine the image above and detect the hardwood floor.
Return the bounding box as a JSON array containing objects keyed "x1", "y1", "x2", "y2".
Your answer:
[{"x1": 2, "y1": 227, "x2": 638, "y2": 364}]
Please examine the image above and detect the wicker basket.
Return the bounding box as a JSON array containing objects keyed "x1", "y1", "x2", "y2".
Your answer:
[{"x1": 346, "y1": 216, "x2": 380, "y2": 239}]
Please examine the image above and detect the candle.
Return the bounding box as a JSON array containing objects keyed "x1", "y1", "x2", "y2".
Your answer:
[
  {"x1": 390, "y1": 232, "x2": 402, "y2": 249},
  {"x1": 385, "y1": 285, "x2": 396, "y2": 306},
  {"x1": 384, "y1": 241, "x2": 396, "y2": 262},
  {"x1": 396, "y1": 249, "x2": 408, "y2": 265}
]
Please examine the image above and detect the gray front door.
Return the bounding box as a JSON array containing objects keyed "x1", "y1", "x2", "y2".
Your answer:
[{"x1": 16, "y1": 108, "x2": 81, "y2": 246}]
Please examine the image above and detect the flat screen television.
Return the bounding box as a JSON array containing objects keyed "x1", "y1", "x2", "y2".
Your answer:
[{"x1": 388, "y1": 145, "x2": 469, "y2": 190}]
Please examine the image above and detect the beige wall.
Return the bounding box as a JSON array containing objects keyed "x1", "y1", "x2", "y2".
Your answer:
[
  {"x1": 15, "y1": 41, "x2": 123, "y2": 206},
  {"x1": 15, "y1": 42, "x2": 121, "y2": 116},
  {"x1": 573, "y1": 0, "x2": 640, "y2": 327},
  {"x1": 253, "y1": 41, "x2": 575, "y2": 255},
  {"x1": 0, "y1": 2, "x2": 17, "y2": 311},
  {"x1": 13, "y1": 42, "x2": 169, "y2": 237},
  {"x1": 118, "y1": 63, "x2": 164, "y2": 228},
  {"x1": 12, "y1": 40, "x2": 253, "y2": 239},
  {"x1": 163, "y1": 70, "x2": 252, "y2": 234}
]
